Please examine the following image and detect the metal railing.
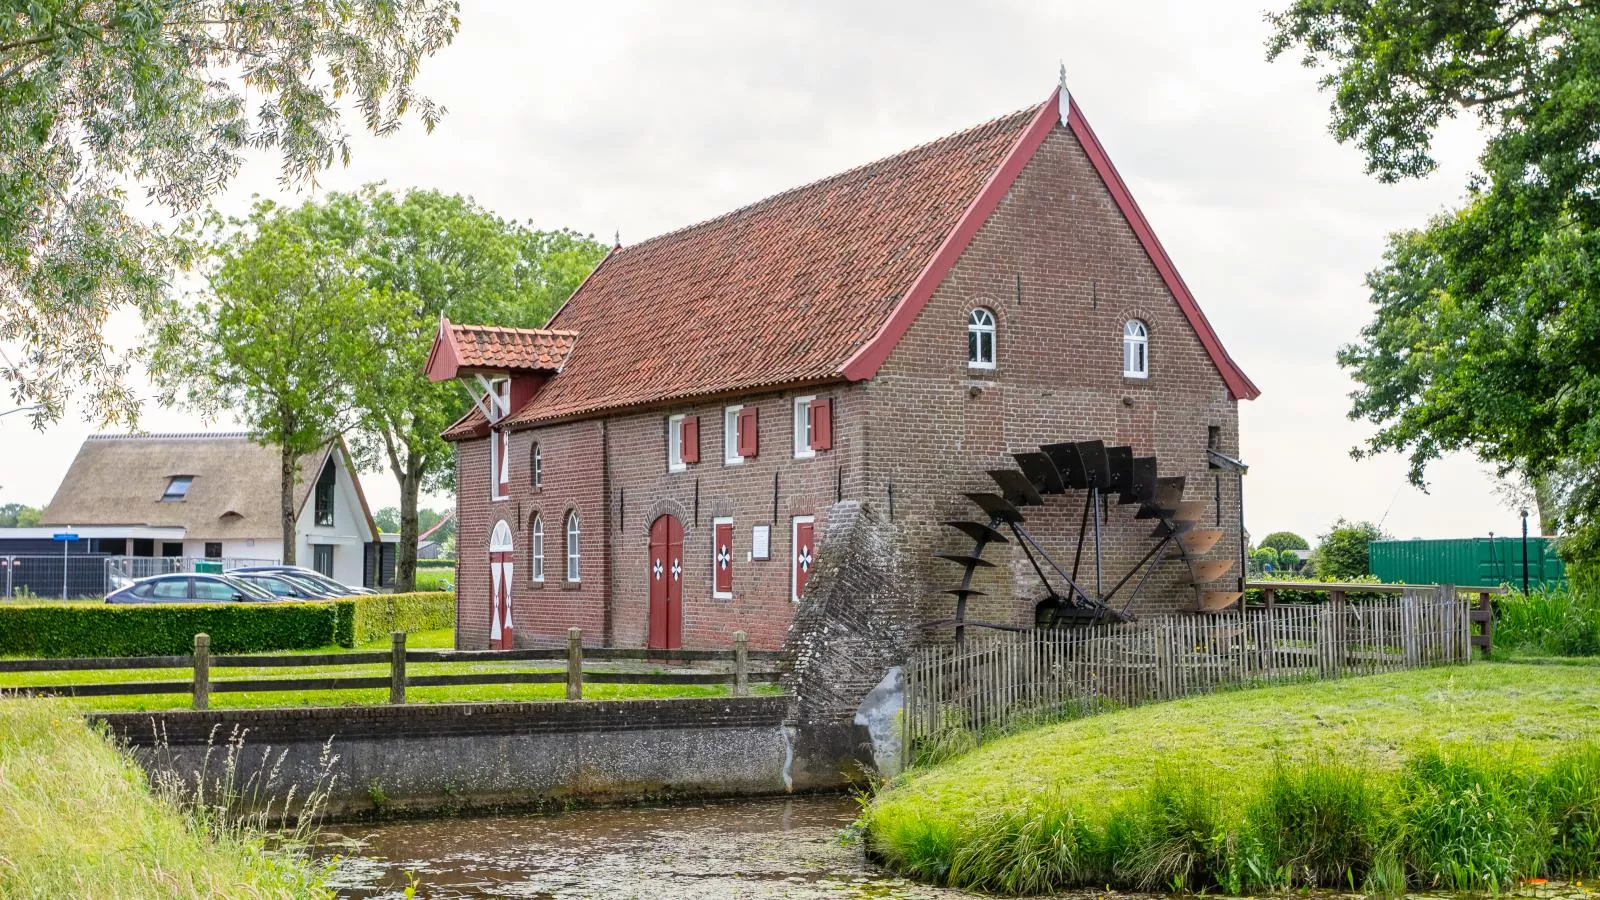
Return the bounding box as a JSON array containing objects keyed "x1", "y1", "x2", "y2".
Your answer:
[
  {"x1": 0, "y1": 628, "x2": 782, "y2": 709},
  {"x1": 0, "y1": 554, "x2": 284, "y2": 600}
]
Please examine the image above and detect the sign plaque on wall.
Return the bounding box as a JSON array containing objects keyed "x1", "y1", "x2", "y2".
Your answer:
[{"x1": 751, "y1": 524, "x2": 771, "y2": 561}]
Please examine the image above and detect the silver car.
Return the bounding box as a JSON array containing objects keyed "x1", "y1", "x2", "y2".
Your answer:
[{"x1": 105, "y1": 573, "x2": 282, "y2": 604}]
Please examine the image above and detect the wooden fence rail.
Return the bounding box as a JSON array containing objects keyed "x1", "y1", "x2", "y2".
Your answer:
[
  {"x1": 2, "y1": 628, "x2": 780, "y2": 709},
  {"x1": 903, "y1": 588, "x2": 1474, "y2": 753}
]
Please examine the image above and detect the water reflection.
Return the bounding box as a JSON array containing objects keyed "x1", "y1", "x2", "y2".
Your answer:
[{"x1": 320, "y1": 795, "x2": 964, "y2": 898}]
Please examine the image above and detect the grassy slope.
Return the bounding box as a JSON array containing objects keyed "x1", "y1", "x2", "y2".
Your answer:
[
  {"x1": 0, "y1": 629, "x2": 772, "y2": 712},
  {"x1": 0, "y1": 697, "x2": 325, "y2": 898},
  {"x1": 868, "y1": 663, "x2": 1600, "y2": 872}
]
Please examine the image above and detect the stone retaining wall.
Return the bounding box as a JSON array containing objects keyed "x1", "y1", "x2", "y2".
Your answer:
[{"x1": 96, "y1": 696, "x2": 836, "y2": 819}]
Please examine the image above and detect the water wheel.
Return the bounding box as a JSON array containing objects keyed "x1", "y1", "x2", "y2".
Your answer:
[{"x1": 932, "y1": 439, "x2": 1236, "y2": 644}]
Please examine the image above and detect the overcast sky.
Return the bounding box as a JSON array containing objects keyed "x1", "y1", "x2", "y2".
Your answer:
[{"x1": 0, "y1": 1, "x2": 1528, "y2": 543}]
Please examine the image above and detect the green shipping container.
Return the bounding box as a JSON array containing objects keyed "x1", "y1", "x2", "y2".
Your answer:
[{"x1": 1369, "y1": 537, "x2": 1566, "y2": 589}]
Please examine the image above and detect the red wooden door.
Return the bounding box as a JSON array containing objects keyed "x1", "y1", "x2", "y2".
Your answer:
[
  {"x1": 793, "y1": 517, "x2": 816, "y2": 602},
  {"x1": 490, "y1": 550, "x2": 514, "y2": 650},
  {"x1": 648, "y1": 515, "x2": 683, "y2": 649}
]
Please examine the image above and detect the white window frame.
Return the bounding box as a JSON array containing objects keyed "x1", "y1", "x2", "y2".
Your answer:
[
  {"x1": 531, "y1": 442, "x2": 542, "y2": 489},
  {"x1": 793, "y1": 395, "x2": 816, "y2": 459},
  {"x1": 667, "y1": 414, "x2": 687, "y2": 473},
  {"x1": 530, "y1": 514, "x2": 545, "y2": 582},
  {"x1": 565, "y1": 511, "x2": 581, "y2": 582},
  {"x1": 791, "y1": 515, "x2": 816, "y2": 603},
  {"x1": 712, "y1": 515, "x2": 735, "y2": 599},
  {"x1": 967, "y1": 307, "x2": 996, "y2": 369},
  {"x1": 490, "y1": 430, "x2": 509, "y2": 501},
  {"x1": 1123, "y1": 319, "x2": 1149, "y2": 379},
  {"x1": 723, "y1": 405, "x2": 744, "y2": 466}
]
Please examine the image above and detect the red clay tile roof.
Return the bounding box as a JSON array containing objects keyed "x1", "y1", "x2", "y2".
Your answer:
[
  {"x1": 427, "y1": 321, "x2": 577, "y2": 381},
  {"x1": 500, "y1": 102, "x2": 1046, "y2": 427},
  {"x1": 438, "y1": 88, "x2": 1257, "y2": 440}
]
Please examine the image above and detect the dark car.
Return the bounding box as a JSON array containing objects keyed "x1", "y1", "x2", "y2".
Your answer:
[
  {"x1": 228, "y1": 565, "x2": 374, "y2": 596},
  {"x1": 231, "y1": 571, "x2": 342, "y2": 600},
  {"x1": 105, "y1": 573, "x2": 281, "y2": 604}
]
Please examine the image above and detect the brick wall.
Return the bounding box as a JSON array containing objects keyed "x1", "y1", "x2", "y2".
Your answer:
[
  {"x1": 456, "y1": 386, "x2": 868, "y2": 651},
  {"x1": 861, "y1": 123, "x2": 1244, "y2": 629}
]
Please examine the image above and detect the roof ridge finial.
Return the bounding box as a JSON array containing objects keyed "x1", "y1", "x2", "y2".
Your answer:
[
  {"x1": 1058, "y1": 61, "x2": 1071, "y2": 126},
  {"x1": 613, "y1": 229, "x2": 621, "y2": 251}
]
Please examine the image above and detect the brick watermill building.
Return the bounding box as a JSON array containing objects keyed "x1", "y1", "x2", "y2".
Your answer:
[{"x1": 428, "y1": 79, "x2": 1258, "y2": 657}]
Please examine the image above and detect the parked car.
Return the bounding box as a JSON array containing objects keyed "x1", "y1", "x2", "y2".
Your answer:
[
  {"x1": 227, "y1": 565, "x2": 375, "y2": 596},
  {"x1": 105, "y1": 573, "x2": 281, "y2": 604},
  {"x1": 231, "y1": 572, "x2": 343, "y2": 600}
]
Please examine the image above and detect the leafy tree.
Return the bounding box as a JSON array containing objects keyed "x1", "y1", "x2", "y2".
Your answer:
[
  {"x1": 374, "y1": 507, "x2": 402, "y2": 534},
  {"x1": 1269, "y1": 1, "x2": 1600, "y2": 566},
  {"x1": 0, "y1": 503, "x2": 41, "y2": 528},
  {"x1": 0, "y1": 0, "x2": 458, "y2": 427},
  {"x1": 1253, "y1": 547, "x2": 1282, "y2": 572},
  {"x1": 150, "y1": 201, "x2": 381, "y2": 563},
  {"x1": 1312, "y1": 518, "x2": 1389, "y2": 581},
  {"x1": 1260, "y1": 531, "x2": 1310, "y2": 553},
  {"x1": 289, "y1": 187, "x2": 604, "y2": 591}
]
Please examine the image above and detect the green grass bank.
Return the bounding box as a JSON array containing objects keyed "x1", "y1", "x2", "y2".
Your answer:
[
  {"x1": 0, "y1": 697, "x2": 327, "y2": 898},
  {"x1": 865, "y1": 663, "x2": 1600, "y2": 895}
]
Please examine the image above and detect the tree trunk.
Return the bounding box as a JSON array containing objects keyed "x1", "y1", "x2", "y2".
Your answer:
[
  {"x1": 396, "y1": 454, "x2": 422, "y2": 593},
  {"x1": 1533, "y1": 472, "x2": 1560, "y2": 537},
  {"x1": 280, "y1": 442, "x2": 298, "y2": 565}
]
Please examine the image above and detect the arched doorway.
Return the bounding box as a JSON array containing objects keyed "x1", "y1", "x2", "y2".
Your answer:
[
  {"x1": 488, "y1": 519, "x2": 514, "y2": 650},
  {"x1": 648, "y1": 514, "x2": 683, "y2": 649}
]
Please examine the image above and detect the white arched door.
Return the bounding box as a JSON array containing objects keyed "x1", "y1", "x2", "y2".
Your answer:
[{"x1": 489, "y1": 520, "x2": 515, "y2": 650}]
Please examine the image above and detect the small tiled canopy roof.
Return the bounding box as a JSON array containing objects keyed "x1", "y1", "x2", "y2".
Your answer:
[
  {"x1": 437, "y1": 86, "x2": 1257, "y2": 441},
  {"x1": 425, "y1": 321, "x2": 578, "y2": 381}
]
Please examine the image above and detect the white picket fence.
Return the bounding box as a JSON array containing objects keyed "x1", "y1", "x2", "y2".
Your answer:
[{"x1": 903, "y1": 588, "x2": 1472, "y2": 751}]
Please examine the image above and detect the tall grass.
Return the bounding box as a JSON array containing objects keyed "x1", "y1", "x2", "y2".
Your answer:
[
  {"x1": 1494, "y1": 586, "x2": 1600, "y2": 656},
  {"x1": 868, "y1": 745, "x2": 1600, "y2": 895},
  {"x1": 0, "y1": 697, "x2": 330, "y2": 898}
]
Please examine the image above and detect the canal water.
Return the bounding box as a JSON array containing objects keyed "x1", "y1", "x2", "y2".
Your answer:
[{"x1": 319, "y1": 794, "x2": 967, "y2": 898}]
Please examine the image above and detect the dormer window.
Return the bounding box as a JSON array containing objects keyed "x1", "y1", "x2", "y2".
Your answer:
[{"x1": 161, "y1": 476, "x2": 193, "y2": 502}]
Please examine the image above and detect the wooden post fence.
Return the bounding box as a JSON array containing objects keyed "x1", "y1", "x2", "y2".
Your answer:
[
  {"x1": 733, "y1": 630, "x2": 749, "y2": 697},
  {"x1": 566, "y1": 627, "x2": 583, "y2": 700},
  {"x1": 191, "y1": 633, "x2": 209, "y2": 711},
  {"x1": 390, "y1": 631, "x2": 407, "y2": 705}
]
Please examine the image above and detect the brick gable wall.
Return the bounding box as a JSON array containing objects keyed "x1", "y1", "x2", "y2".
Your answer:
[{"x1": 861, "y1": 123, "x2": 1244, "y2": 629}]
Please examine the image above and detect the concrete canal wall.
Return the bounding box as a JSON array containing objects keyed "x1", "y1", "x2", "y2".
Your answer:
[{"x1": 96, "y1": 695, "x2": 862, "y2": 818}]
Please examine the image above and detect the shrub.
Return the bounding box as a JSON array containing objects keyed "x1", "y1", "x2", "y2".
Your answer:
[
  {"x1": 1260, "y1": 531, "x2": 1310, "y2": 553},
  {"x1": 0, "y1": 592, "x2": 454, "y2": 658},
  {"x1": 947, "y1": 794, "x2": 1090, "y2": 894},
  {"x1": 1312, "y1": 518, "x2": 1387, "y2": 581},
  {"x1": 1253, "y1": 547, "x2": 1280, "y2": 572}
]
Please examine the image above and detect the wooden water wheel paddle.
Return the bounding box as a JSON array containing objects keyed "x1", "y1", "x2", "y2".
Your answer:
[{"x1": 930, "y1": 439, "x2": 1238, "y2": 645}]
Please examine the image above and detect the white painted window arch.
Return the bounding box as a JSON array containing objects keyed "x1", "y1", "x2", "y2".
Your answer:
[
  {"x1": 967, "y1": 307, "x2": 996, "y2": 369},
  {"x1": 489, "y1": 519, "x2": 514, "y2": 552},
  {"x1": 1123, "y1": 319, "x2": 1149, "y2": 379}
]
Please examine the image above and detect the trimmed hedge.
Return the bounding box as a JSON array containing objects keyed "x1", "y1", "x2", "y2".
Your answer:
[
  {"x1": 414, "y1": 558, "x2": 456, "y2": 570},
  {"x1": 0, "y1": 592, "x2": 455, "y2": 658},
  {"x1": 348, "y1": 591, "x2": 454, "y2": 646}
]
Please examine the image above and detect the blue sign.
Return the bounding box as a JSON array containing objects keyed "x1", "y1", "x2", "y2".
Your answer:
[{"x1": 51, "y1": 532, "x2": 78, "y2": 542}]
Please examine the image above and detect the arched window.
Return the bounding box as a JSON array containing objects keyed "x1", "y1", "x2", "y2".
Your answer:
[
  {"x1": 1123, "y1": 319, "x2": 1149, "y2": 379},
  {"x1": 530, "y1": 514, "x2": 545, "y2": 582},
  {"x1": 967, "y1": 307, "x2": 996, "y2": 369},
  {"x1": 565, "y1": 511, "x2": 581, "y2": 582},
  {"x1": 530, "y1": 442, "x2": 543, "y2": 489}
]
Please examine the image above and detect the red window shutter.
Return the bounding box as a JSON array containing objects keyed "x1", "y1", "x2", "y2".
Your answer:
[
  {"x1": 714, "y1": 522, "x2": 733, "y2": 594},
  {"x1": 808, "y1": 399, "x2": 833, "y2": 451},
  {"x1": 737, "y1": 407, "x2": 759, "y2": 457},
  {"x1": 681, "y1": 416, "x2": 699, "y2": 464}
]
